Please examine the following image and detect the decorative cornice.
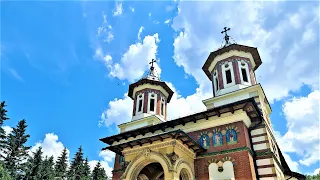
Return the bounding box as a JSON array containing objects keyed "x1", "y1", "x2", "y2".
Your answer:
[{"x1": 197, "y1": 146, "x2": 253, "y2": 158}]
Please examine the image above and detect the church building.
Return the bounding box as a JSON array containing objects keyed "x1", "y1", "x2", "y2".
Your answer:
[{"x1": 100, "y1": 28, "x2": 305, "y2": 180}]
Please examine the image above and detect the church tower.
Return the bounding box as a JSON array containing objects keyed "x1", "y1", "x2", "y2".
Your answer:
[{"x1": 118, "y1": 59, "x2": 174, "y2": 132}]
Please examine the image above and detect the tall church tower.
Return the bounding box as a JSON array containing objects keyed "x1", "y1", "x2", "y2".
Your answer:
[
  {"x1": 202, "y1": 28, "x2": 284, "y2": 179},
  {"x1": 118, "y1": 59, "x2": 174, "y2": 132}
]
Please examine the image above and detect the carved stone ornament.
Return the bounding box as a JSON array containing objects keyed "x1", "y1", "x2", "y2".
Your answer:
[
  {"x1": 143, "y1": 148, "x2": 151, "y2": 158},
  {"x1": 166, "y1": 152, "x2": 179, "y2": 165}
]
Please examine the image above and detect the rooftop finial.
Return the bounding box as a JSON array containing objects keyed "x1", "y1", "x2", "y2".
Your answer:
[
  {"x1": 221, "y1": 27, "x2": 231, "y2": 47},
  {"x1": 146, "y1": 58, "x2": 160, "y2": 81}
]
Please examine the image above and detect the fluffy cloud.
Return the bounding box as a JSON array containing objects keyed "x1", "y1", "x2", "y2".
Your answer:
[
  {"x1": 171, "y1": 1, "x2": 319, "y2": 102},
  {"x1": 88, "y1": 150, "x2": 115, "y2": 178},
  {"x1": 108, "y1": 33, "x2": 161, "y2": 82},
  {"x1": 30, "y1": 133, "x2": 70, "y2": 162},
  {"x1": 2, "y1": 125, "x2": 13, "y2": 136},
  {"x1": 99, "y1": 82, "x2": 211, "y2": 127},
  {"x1": 113, "y1": 1, "x2": 123, "y2": 16},
  {"x1": 100, "y1": 93, "x2": 133, "y2": 127},
  {"x1": 30, "y1": 133, "x2": 114, "y2": 177},
  {"x1": 276, "y1": 91, "x2": 320, "y2": 168}
]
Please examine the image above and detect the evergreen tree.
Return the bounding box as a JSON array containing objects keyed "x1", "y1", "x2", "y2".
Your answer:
[
  {"x1": 92, "y1": 161, "x2": 107, "y2": 180},
  {"x1": 68, "y1": 146, "x2": 84, "y2": 180},
  {"x1": 0, "y1": 101, "x2": 9, "y2": 150},
  {"x1": 2, "y1": 119, "x2": 30, "y2": 179},
  {"x1": 26, "y1": 146, "x2": 43, "y2": 180},
  {"x1": 54, "y1": 147, "x2": 68, "y2": 179},
  {"x1": 41, "y1": 155, "x2": 55, "y2": 180},
  {"x1": 0, "y1": 163, "x2": 13, "y2": 180},
  {"x1": 82, "y1": 157, "x2": 91, "y2": 180}
]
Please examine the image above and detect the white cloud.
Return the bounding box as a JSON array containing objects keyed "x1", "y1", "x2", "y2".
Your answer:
[
  {"x1": 164, "y1": 19, "x2": 171, "y2": 25},
  {"x1": 97, "y1": 12, "x2": 114, "y2": 43},
  {"x1": 171, "y1": 1, "x2": 319, "y2": 102},
  {"x1": 113, "y1": 1, "x2": 123, "y2": 16},
  {"x1": 283, "y1": 152, "x2": 299, "y2": 172},
  {"x1": 276, "y1": 91, "x2": 320, "y2": 167},
  {"x1": 137, "y1": 26, "x2": 144, "y2": 41},
  {"x1": 100, "y1": 93, "x2": 133, "y2": 127},
  {"x1": 30, "y1": 133, "x2": 70, "y2": 162},
  {"x1": 314, "y1": 168, "x2": 320, "y2": 175},
  {"x1": 30, "y1": 133, "x2": 115, "y2": 177},
  {"x1": 108, "y1": 33, "x2": 161, "y2": 82},
  {"x1": 89, "y1": 150, "x2": 115, "y2": 178},
  {"x1": 100, "y1": 82, "x2": 211, "y2": 127},
  {"x1": 129, "y1": 6, "x2": 134, "y2": 12},
  {"x1": 2, "y1": 125, "x2": 12, "y2": 136}
]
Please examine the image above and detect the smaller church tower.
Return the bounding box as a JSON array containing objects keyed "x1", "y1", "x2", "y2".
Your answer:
[{"x1": 119, "y1": 59, "x2": 174, "y2": 132}]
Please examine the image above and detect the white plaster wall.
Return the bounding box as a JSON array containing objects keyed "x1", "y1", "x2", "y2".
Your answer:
[
  {"x1": 253, "y1": 143, "x2": 268, "y2": 151},
  {"x1": 125, "y1": 121, "x2": 148, "y2": 131},
  {"x1": 208, "y1": 161, "x2": 235, "y2": 180},
  {"x1": 258, "y1": 167, "x2": 273, "y2": 175},
  {"x1": 256, "y1": 159, "x2": 273, "y2": 166},
  {"x1": 252, "y1": 136, "x2": 267, "y2": 143},
  {"x1": 251, "y1": 128, "x2": 265, "y2": 136}
]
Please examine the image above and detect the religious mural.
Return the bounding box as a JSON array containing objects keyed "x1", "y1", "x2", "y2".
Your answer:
[
  {"x1": 225, "y1": 126, "x2": 239, "y2": 145},
  {"x1": 198, "y1": 132, "x2": 210, "y2": 149},
  {"x1": 212, "y1": 128, "x2": 223, "y2": 147}
]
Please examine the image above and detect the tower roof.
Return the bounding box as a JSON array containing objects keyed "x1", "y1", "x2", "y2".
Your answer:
[
  {"x1": 128, "y1": 78, "x2": 174, "y2": 102},
  {"x1": 202, "y1": 43, "x2": 262, "y2": 81},
  {"x1": 128, "y1": 59, "x2": 174, "y2": 102}
]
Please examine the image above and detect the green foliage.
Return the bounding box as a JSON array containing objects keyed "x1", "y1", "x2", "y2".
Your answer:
[
  {"x1": 82, "y1": 157, "x2": 91, "y2": 180},
  {"x1": 306, "y1": 172, "x2": 320, "y2": 180},
  {"x1": 68, "y1": 146, "x2": 84, "y2": 180},
  {"x1": 0, "y1": 163, "x2": 13, "y2": 180},
  {"x1": 41, "y1": 155, "x2": 55, "y2": 180},
  {"x1": 55, "y1": 147, "x2": 68, "y2": 179},
  {"x1": 26, "y1": 146, "x2": 43, "y2": 179},
  {"x1": 92, "y1": 161, "x2": 107, "y2": 180},
  {"x1": 0, "y1": 101, "x2": 10, "y2": 150},
  {"x1": 2, "y1": 119, "x2": 30, "y2": 179}
]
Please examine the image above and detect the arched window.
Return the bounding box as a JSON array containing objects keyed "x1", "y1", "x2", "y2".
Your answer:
[
  {"x1": 160, "y1": 97, "x2": 165, "y2": 116},
  {"x1": 213, "y1": 132, "x2": 223, "y2": 147},
  {"x1": 222, "y1": 61, "x2": 235, "y2": 88},
  {"x1": 148, "y1": 93, "x2": 157, "y2": 114},
  {"x1": 199, "y1": 134, "x2": 210, "y2": 149},
  {"x1": 136, "y1": 93, "x2": 144, "y2": 115},
  {"x1": 238, "y1": 60, "x2": 251, "y2": 85},
  {"x1": 213, "y1": 70, "x2": 219, "y2": 95},
  {"x1": 119, "y1": 155, "x2": 124, "y2": 164},
  {"x1": 226, "y1": 129, "x2": 237, "y2": 145}
]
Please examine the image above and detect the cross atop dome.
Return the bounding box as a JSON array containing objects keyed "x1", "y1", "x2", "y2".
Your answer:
[{"x1": 145, "y1": 58, "x2": 160, "y2": 81}]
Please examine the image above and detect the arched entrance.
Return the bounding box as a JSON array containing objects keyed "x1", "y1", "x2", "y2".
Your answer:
[
  {"x1": 179, "y1": 168, "x2": 191, "y2": 180},
  {"x1": 137, "y1": 162, "x2": 164, "y2": 180}
]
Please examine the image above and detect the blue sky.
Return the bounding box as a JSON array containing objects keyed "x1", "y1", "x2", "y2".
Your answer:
[{"x1": 1, "y1": 0, "x2": 319, "y2": 176}]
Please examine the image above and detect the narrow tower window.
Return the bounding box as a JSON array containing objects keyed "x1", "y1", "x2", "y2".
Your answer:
[
  {"x1": 150, "y1": 99, "x2": 155, "y2": 111},
  {"x1": 215, "y1": 78, "x2": 219, "y2": 91},
  {"x1": 161, "y1": 98, "x2": 165, "y2": 116},
  {"x1": 241, "y1": 68, "x2": 248, "y2": 82},
  {"x1": 226, "y1": 69, "x2": 232, "y2": 84},
  {"x1": 138, "y1": 99, "x2": 143, "y2": 112},
  {"x1": 161, "y1": 103, "x2": 164, "y2": 115}
]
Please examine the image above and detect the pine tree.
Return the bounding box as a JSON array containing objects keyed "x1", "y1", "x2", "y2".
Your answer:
[
  {"x1": 92, "y1": 161, "x2": 107, "y2": 180},
  {"x1": 2, "y1": 119, "x2": 30, "y2": 179},
  {"x1": 68, "y1": 146, "x2": 84, "y2": 180},
  {"x1": 54, "y1": 147, "x2": 68, "y2": 179},
  {"x1": 26, "y1": 146, "x2": 43, "y2": 180},
  {"x1": 0, "y1": 101, "x2": 9, "y2": 150},
  {"x1": 82, "y1": 157, "x2": 91, "y2": 180},
  {"x1": 41, "y1": 155, "x2": 55, "y2": 180}
]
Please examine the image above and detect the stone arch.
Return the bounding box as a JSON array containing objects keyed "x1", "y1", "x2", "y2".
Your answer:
[
  {"x1": 208, "y1": 161, "x2": 235, "y2": 180},
  {"x1": 121, "y1": 150, "x2": 172, "y2": 180},
  {"x1": 175, "y1": 159, "x2": 194, "y2": 180}
]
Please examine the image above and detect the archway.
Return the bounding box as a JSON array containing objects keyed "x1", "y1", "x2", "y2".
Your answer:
[
  {"x1": 137, "y1": 162, "x2": 164, "y2": 180},
  {"x1": 179, "y1": 168, "x2": 191, "y2": 180}
]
